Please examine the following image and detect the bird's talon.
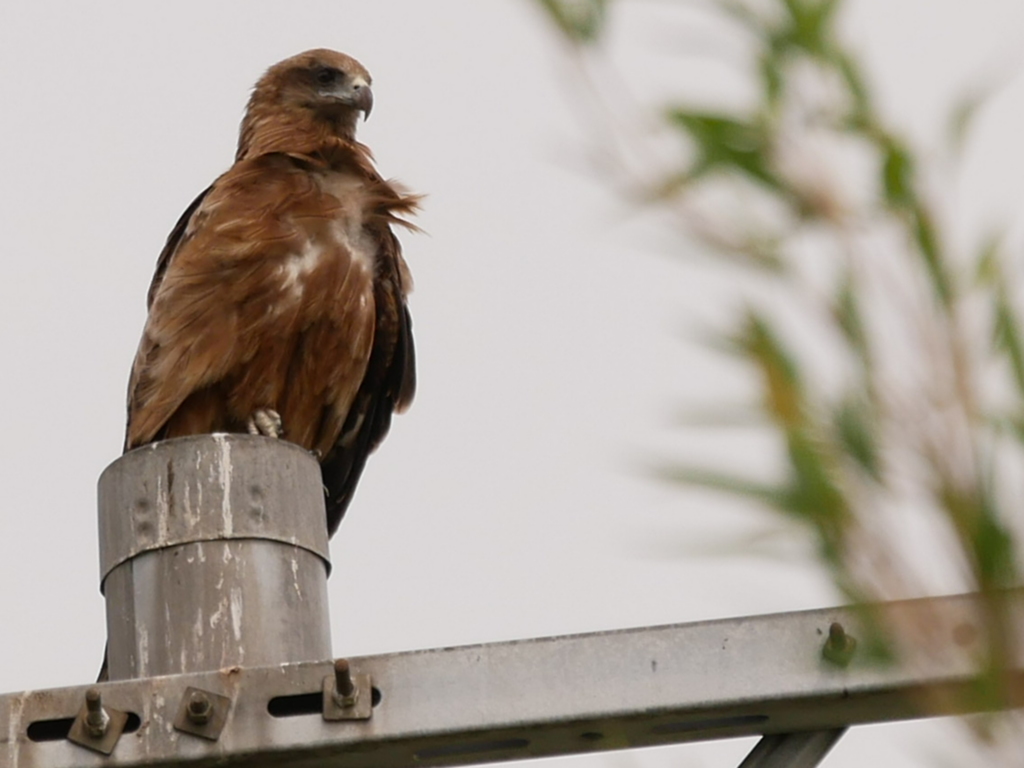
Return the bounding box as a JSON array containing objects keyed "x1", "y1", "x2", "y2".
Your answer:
[{"x1": 247, "y1": 408, "x2": 284, "y2": 439}]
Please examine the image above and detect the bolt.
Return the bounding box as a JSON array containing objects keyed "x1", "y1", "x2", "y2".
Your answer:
[
  {"x1": 822, "y1": 621, "x2": 857, "y2": 667},
  {"x1": 84, "y1": 688, "x2": 110, "y2": 737},
  {"x1": 829, "y1": 622, "x2": 846, "y2": 645},
  {"x1": 186, "y1": 690, "x2": 213, "y2": 725},
  {"x1": 333, "y1": 658, "x2": 358, "y2": 707}
]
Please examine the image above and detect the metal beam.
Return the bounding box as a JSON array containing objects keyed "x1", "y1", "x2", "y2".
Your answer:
[
  {"x1": 3, "y1": 590, "x2": 1022, "y2": 767},
  {"x1": 738, "y1": 730, "x2": 846, "y2": 768}
]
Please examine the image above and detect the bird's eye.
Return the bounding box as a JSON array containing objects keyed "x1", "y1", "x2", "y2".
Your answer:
[{"x1": 313, "y1": 67, "x2": 341, "y2": 86}]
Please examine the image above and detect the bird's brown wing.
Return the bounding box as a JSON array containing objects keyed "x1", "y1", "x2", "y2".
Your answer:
[
  {"x1": 125, "y1": 153, "x2": 377, "y2": 454},
  {"x1": 146, "y1": 186, "x2": 213, "y2": 308},
  {"x1": 320, "y1": 223, "x2": 416, "y2": 534},
  {"x1": 122, "y1": 187, "x2": 211, "y2": 451}
]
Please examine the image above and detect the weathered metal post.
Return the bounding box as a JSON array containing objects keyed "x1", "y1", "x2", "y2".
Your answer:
[{"x1": 97, "y1": 434, "x2": 332, "y2": 680}]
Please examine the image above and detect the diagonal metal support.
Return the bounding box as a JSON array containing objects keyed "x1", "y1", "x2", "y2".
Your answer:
[
  {"x1": 3, "y1": 590, "x2": 1022, "y2": 767},
  {"x1": 738, "y1": 729, "x2": 847, "y2": 768}
]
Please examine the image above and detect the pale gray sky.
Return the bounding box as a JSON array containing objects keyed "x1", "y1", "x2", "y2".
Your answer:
[{"x1": 2, "y1": 2, "x2": 1024, "y2": 767}]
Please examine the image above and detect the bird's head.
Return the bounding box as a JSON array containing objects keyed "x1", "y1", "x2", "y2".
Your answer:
[{"x1": 238, "y1": 49, "x2": 374, "y2": 158}]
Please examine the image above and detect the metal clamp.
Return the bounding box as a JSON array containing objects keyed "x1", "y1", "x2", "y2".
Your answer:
[
  {"x1": 67, "y1": 688, "x2": 130, "y2": 755},
  {"x1": 322, "y1": 658, "x2": 373, "y2": 721}
]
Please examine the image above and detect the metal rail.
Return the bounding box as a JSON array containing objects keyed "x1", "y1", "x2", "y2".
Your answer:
[{"x1": 3, "y1": 590, "x2": 1021, "y2": 768}]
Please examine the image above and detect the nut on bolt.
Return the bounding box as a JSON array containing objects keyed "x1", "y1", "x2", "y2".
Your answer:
[
  {"x1": 68, "y1": 686, "x2": 129, "y2": 755},
  {"x1": 322, "y1": 658, "x2": 372, "y2": 721},
  {"x1": 84, "y1": 688, "x2": 110, "y2": 737},
  {"x1": 173, "y1": 687, "x2": 232, "y2": 740},
  {"x1": 186, "y1": 690, "x2": 213, "y2": 725},
  {"x1": 334, "y1": 658, "x2": 359, "y2": 707},
  {"x1": 822, "y1": 621, "x2": 857, "y2": 667}
]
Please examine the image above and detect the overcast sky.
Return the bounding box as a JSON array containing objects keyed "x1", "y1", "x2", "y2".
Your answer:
[{"x1": 3, "y1": 2, "x2": 1024, "y2": 767}]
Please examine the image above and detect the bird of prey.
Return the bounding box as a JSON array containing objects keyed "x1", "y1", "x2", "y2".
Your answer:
[{"x1": 125, "y1": 49, "x2": 418, "y2": 535}]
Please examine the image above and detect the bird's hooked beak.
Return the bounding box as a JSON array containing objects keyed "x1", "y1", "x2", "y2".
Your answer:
[{"x1": 345, "y1": 76, "x2": 373, "y2": 121}]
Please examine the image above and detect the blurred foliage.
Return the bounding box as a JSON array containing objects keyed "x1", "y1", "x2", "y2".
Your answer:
[
  {"x1": 537, "y1": 0, "x2": 1023, "y2": 756},
  {"x1": 535, "y1": 0, "x2": 608, "y2": 42}
]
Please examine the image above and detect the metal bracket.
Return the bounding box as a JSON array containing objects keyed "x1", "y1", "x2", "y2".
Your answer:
[
  {"x1": 172, "y1": 686, "x2": 232, "y2": 741},
  {"x1": 66, "y1": 688, "x2": 129, "y2": 756},
  {"x1": 322, "y1": 658, "x2": 373, "y2": 721}
]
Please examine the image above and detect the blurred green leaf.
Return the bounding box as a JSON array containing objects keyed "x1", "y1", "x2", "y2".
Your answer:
[
  {"x1": 535, "y1": 0, "x2": 609, "y2": 43},
  {"x1": 948, "y1": 80, "x2": 1005, "y2": 156},
  {"x1": 973, "y1": 233, "x2": 1001, "y2": 287},
  {"x1": 728, "y1": 236, "x2": 789, "y2": 273},
  {"x1": 833, "y1": 268, "x2": 872, "y2": 373},
  {"x1": 992, "y1": 284, "x2": 1024, "y2": 397},
  {"x1": 661, "y1": 427, "x2": 850, "y2": 569},
  {"x1": 667, "y1": 111, "x2": 783, "y2": 190},
  {"x1": 911, "y1": 205, "x2": 954, "y2": 308},
  {"x1": 758, "y1": 50, "x2": 785, "y2": 109},
  {"x1": 764, "y1": 31, "x2": 789, "y2": 85},
  {"x1": 977, "y1": 237, "x2": 1024, "y2": 399},
  {"x1": 986, "y1": 411, "x2": 1024, "y2": 443},
  {"x1": 835, "y1": 52, "x2": 872, "y2": 126},
  {"x1": 656, "y1": 464, "x2": 792, "y2": 508},
  {"x1": 784, "y1": 428, "x2": 849, "y2": 551},
  {"x1": 675, "y1": 228, "x2": 787, "y2": 274},
  {"x1": 938, "y1": 480, "x2": 1018, "y2": 591},
  {"x1": 733, "y1": 310, "x2": 852, "y2": 561},
  {"x1": 877, "y1": 134, "x2": 956, "y2": 307},
  {"x1": 876, "y1": 135, "x2": 955, "y2": 306},
  {"x1": 880, "y1": 136, "x2": 915, "y2": 208},
  {"x1": 974, "y1": 513, "x2": 1017, "y2": 590},
  {"x1": 775, "y1": 0, "x2": 842, "y2": 60},
  {"x1": 949, "y1": 90, "x2": 986, "y2": 154},
  {"x1": 716, "y1": 0, "x2": 765, "y2": 32},
  {"x1": 834, "y1": 396, "x2": 882, "y2": 482},
  {"x1": 733, "y1": 311, "x2": 804, "y2": 426}
]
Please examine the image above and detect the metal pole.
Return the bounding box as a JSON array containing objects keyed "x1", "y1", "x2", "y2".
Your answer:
[{"x1": 97, "y1": 434, "x2": 333, "y2": 680}]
